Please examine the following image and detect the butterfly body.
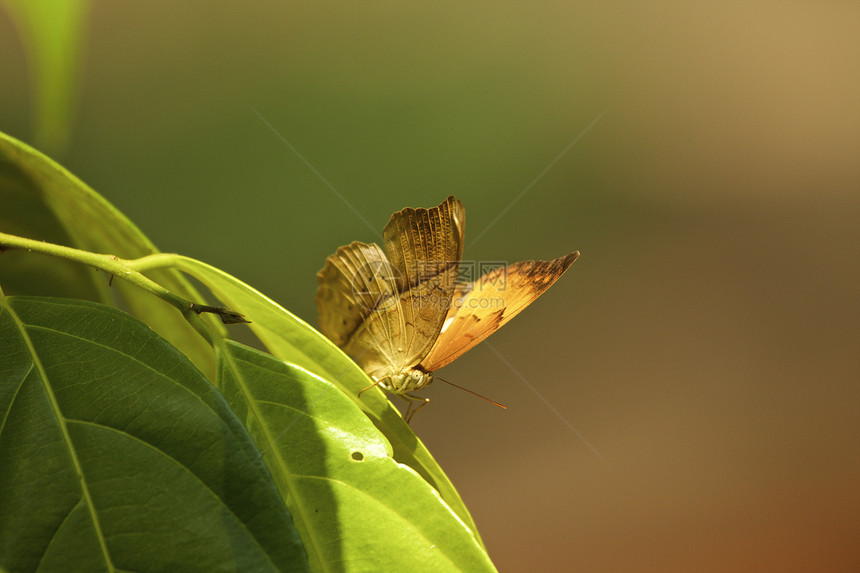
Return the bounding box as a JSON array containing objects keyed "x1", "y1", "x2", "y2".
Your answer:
[
  {"x1": 376, "y1": 369, "x2": 434, "y2": 394},
  {"x1": 316, "y1": 196, "x2": 578, "y2": 418}
]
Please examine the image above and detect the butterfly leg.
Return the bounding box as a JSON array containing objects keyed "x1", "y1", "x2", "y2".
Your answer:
[
  {"x1": 358, "y1": 378, "x2": 383, "y2": 398},
  {"x1": 401, "y1": 393, "x2": 430, "y2": 423}
]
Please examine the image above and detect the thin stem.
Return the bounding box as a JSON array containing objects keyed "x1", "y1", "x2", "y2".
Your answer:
[
  {"x1": 0, "y1": 232, "x2": 246, "y2": 325},
  {"x1": 125, "y1": 253, "x2": 185, "y2": 272}
]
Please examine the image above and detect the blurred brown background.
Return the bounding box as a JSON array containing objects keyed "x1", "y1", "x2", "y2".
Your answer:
[{"x1": 2, "y1": 2, "x2": 858, "y2": 571}]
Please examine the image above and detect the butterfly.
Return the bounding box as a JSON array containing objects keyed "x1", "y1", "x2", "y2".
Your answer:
[{"x1": 316, "y1": 196, "x2": 578, "y2": 419}]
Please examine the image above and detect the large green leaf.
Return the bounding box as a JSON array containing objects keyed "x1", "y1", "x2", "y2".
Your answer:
[
  {"x1": 218, "y1": 340, "x2": 495, "y2": 572},
  {"x1": 0, "y1": 130, "x2": 219, "y2": 378},
  {"x1": 0, "y1": 294, "x2": 308, "y2": 572},
  {"x1": 167, "y1": 256, "x2": 486, "y2": 547}
]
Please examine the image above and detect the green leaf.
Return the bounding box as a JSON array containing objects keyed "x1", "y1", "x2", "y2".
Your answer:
[
  {"x1": 1, "y1": 0, "x2": 89, "y2": 154},
  {"x1": 0, "y1": 130, "x2": 219, "y2": 378},
  {"x1": 217, "y1": 340, "x2": 496, "y2": 572},
  {"x1": 0, "y1": 295, "x2": 308, "y2": 572},
  {"x1": 169, "y1": 256, "x2": 488, "y2": 549}
]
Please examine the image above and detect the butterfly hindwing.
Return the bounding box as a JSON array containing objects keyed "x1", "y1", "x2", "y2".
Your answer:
[
  {"x1": 315, "y1": 241, "x2": 399, "y2": 347},
  {"x1": 419, "y1": 251, "x2": 579, "y2": 372}
]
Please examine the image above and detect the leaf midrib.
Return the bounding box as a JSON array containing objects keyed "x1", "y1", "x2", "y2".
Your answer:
[{"x1": 218, "y1": 342, "x2": 330, "y2": 573}]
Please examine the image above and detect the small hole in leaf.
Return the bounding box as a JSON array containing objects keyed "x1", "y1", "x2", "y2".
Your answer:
[{"x1": 351, "y1": 451, "x2": 364, "y2": 461}]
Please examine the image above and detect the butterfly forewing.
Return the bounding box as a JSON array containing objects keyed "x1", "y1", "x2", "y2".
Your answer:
[
  {"x1": 383, "y1": 196, "x2": 465, "y2": 292},
  {"x1": 419, "y1": 251, "x2": 579, "y2": 372},
  {"x1": 373, "y1": 196, "x2": 465, "y2": 368}
]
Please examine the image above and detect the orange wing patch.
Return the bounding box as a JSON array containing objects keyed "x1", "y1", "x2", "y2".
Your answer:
[{"x1": 419, "y1": 251, "x2": 579, "y2": 372}]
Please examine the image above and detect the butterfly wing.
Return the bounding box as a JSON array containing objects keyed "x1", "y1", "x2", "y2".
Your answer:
[
  {"x1": 383, "y1": 195, "x2": 465, "y2": 293},
  {"x1": 316, "y1": 240, "x2": 403, "y2": 346},
  {"x1": 315, "y1": 197, "x2": 465, "y2": 380},
  {"x1": 419, "y1": 251, "x2": 579, "y2": 372},
  {"x1": 375, "y1": 195, "x2": 465, "y2": 369}
]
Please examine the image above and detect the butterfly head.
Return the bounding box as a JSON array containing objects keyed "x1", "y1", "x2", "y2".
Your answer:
[{"x1": 378, "y1": 369, "x2": 434, "y2": 394}]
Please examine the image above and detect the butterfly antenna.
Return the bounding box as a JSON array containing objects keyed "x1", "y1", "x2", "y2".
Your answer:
[{"x1": 435, "y1": 377, "x2": 507, "y2": 410}]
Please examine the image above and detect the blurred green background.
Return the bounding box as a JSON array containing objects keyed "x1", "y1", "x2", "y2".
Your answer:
[{"x1": 2, "y1": 2, "x2": 858, "y2": 571}]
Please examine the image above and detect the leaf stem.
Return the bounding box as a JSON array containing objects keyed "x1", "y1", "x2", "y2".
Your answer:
[{"x1": 0, "y1": 231, "x2": 247, "y2": 326}]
